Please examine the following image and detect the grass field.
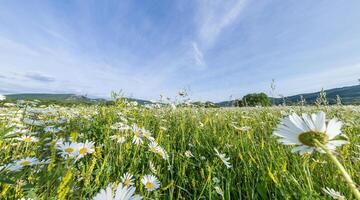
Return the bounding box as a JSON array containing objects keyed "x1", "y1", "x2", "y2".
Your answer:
[{"x1": 0, "y1": 99, "x2": 359, "y2": 199}]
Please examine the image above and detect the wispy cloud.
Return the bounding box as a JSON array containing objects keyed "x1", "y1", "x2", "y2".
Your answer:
[
  {"x1": 196, "y1": 0, "x2": 249, "y2": 47},
  {"x1": 24, "y1": 72, "x2": 55, "y2": 82},
  {"x1": 0, "y1": 1, "x2": 359, "y2": 101},
  {"x1": 191, "y1": 42, "x2": 206, "y2": 69}
]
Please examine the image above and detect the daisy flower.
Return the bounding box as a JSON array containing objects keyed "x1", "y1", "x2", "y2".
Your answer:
[
  {"x1": 156, "y1": 146, "x2": 169, "y2": 160},
  {"x1": 0, "y1": 94, "x2": 5, "y2": 101},
  {"x1": 214, "y1": 148, "x2": 232, "y2": 168},
  {"x1": 57, "y1": 142, "x2": 79, "y2": 158},
  {"x1": 16, "y1": 135, "x2": 39, "y2": 143},
  {"x1": 149, "y1": 162, "x2": 157, "y2": 174},
  {"x1": 214, "y1": 186, "x2": 224, "y2": 196},
  {"x1": 15, "y1": 157, "x2": 40, "y2": 167},
  {"x1": 322, "y1": 187, "x2": 345, "y2": 200},
  {"x1": 273, "y1": 111, "x2": 349, "y2": 154},
  {"x1": 141, "y1": 175, "x2": 160, "y2": 192},
  {"x1": 5, "y1": 157, "x2": 40, "y2": 172},
  {"x1": 76, "y1": 140, "x2": 95, "y2": 159},
  {"x1": 143, "y1": 130, "x2": 155, "y2": 141},
  {"x1": 110, "y1": 135, "x2": 127, "y2": 144},
  {"x1": 131, "y1": 125, "x2": 143, "y2": 145},
  {"x1": 185, "y1": 150, "x2": 194, "y2": 158},
  {"x1": 121, "y1": 172, "x2": 134, "y2": 186},
  {"x1": 92, "y1": 183, "x2": 142, "y2": 200},
  {"x1": 148, "y1": 142, "x2": 160, "y2": 153}
]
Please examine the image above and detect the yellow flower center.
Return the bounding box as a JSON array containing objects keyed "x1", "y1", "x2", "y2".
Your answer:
[
  {"x1": 135, "y1": 131, "x2": 141, "y2": 137},
  {"x1": 64, "y1": 147, "x2": 74, "y2": 153},
  {"x1": 23, "y1": 137, "x2": 33, "y2": 142},
  {"x1": 151, "y1": 147, "x2": 157, "y2": 152},
  {"x1": 124, "y1": 178, "x2": 131, "y2": 186},
  {"x1": 79, "y1": 147, "x2": 88, "y2": 155},
  {"x1": 20, "y1": 161, "x2": 30, "y2": 166},
  {"x1": 298, "y1": 131, "x2": 328, "y2": 147},
  {"x1": 145, "y1": 182, "x2": 154, "y2": 189}
]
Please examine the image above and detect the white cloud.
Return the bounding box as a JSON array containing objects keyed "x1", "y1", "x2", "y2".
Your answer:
[
  {"x1": 191, "y1": 42, "x2": 206, "y2": 68},
  {"x1": 196, "y1": 0, "x2": 249, "y2": 46}
]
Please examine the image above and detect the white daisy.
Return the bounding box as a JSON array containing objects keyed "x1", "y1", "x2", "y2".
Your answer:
[
  {"x1": 5, "y1": 157, "x2": 40, "y2": 172},
  {"x1": 76, "y1": 140, "x2": 95, "y2": 159},
  {"x1": 148, "y1": 142, "x2": 160, "y2": 153},
  {"x1": 143, "y1": 130, "x2": 155, "y2": 141},
  {"x1": 273, "y1": 111, "x2": 349, "y2": 154},
  {"x1": 92, "y1": 183, "x2": 142, "y2": 200},
  {"x1": 141, "y1": 175, "x2": 160, "y2": 192},
  {"x1": 110, "y1": 135, "x2": 127, "y2": 144},
  {"x1": 131, "y1": 125, "x2": 143, "y2": 145},
  {"x1": 57, "y1": 142, "x2": 79, "y2": 158},
  {"x1": 121, "y1": 172, "x2": 134, "y2": 186},
  {"x1": 214, "y1": 186, "x2": 223, "y2": 196},
  {"x1": 0, "y1": 94, "x2": 5, "y2": 101},
  {"x1": 185, "y1": 150, "x2": 194, "y2": 158},
  {"x1": 322, "y1": 187, "x2": 345, "y2": 200},
  {"x1": 156, "y1": 146, "x2": 169, "y2": 160},
  {"x1": 149, "y1": 162, "x2": 157, "y2": 174},
  {"x1": 214, "y1": 148, "x2": 232, "y2": 168},
  {"x1": 44, "y1": 126, "x2": 61, "y2": 133},
  {"x1": 15, "y1": 157, "x2": 40, "y2": 167},
  {"x1": 16, "y1": 135, "x2": 39, "y2": 143}
]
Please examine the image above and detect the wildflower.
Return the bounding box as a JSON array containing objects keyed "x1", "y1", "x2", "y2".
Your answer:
[
  {"x1": 121, "y1": 172, "x2": 134, "y2": 186},
  {"x1": 23, "y1": 118, "x2": 45, "y2": 126},
  {"x1": 141, "y1": 175, "x2": 160, "y2": 192},
  {"x1": 44, "y1": 126, "x2": 61, "y2": 133},
  {"x1": 214, "y1": 148, "x2": 232, "y2": 168},
  {"x1": 76, "y1": 140, "x2": 95, "y2": 159},
  {"x1": 110, "y1": 135, "x2": 127, "y2": 144},
  {"x1": 4, "y1": 157, "x2": 40, "y2": 172},
  {"x1": 16, "y1": 157, "x2": 40, "y2": 167},
  {"x1": 322, "y1": 187, "x2": 345, "y2": 200},
  {"x1": 16, "y1": 135, "x2": 39, "y2": 143},
  {"x1": 57, "y1": 142, "x2": 79, "y2": 158},
  {"x1": 148, "y1": 142, "x2": 160, "y2": 153},
  {"x1": 273, "y1": 111, "x2": 349, "y2": 154},
  {"x1": 149, "y1": 162, "x2": 157, "y2": 174},
  {"x1": 214, "y1": 186, "x2": 223, "y2": 196},
  {"x1": 131, "y1": 125, "x2": 143, "y2": 145},
  {"x1": 212, "y1": 177, "x2": 220, "y2": 184},
  {"x1": 92, "y1": 183, "x2": 142, "y2": 200},
  {"x1": 156, "y1": 146, "x2": 169, "y2": 160},
  {"x1": 143, "y1": 130, "x2": 155, "y2": 141},
  {"x1": 185, "y1": 150, "x2": 194, "y2": 158}
]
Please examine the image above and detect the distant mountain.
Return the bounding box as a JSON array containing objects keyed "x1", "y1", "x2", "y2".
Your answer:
[
  {"x1": 4, "y1": 93, "x2": 151, "y2": 104},
  {"x1": 217, "y1": 85, "x2": 360, "y2": 106},
  {"x1": 5, "y1": 93, "x2": 94, "y2": 101}
]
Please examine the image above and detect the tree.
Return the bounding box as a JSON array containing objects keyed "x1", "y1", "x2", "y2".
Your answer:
[
  {"x1": 233, "y1": 99, "x2": 244, "y2": 107},
  {"x1": 242, "y1": 93, "x2": 271, "y2": 107}
]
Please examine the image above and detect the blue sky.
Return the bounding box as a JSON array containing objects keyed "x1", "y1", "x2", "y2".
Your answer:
[{"x1": 0, "y1": 0, "x2": 359, "y2": 101}]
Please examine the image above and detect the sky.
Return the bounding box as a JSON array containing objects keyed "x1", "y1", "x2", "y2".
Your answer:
[{"x1": 0, "y1": 0, "x2": 360, "y2": 102}]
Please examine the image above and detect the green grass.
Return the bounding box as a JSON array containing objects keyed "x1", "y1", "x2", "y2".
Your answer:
[{"x1": 0, "y1": 101, "x2": 359, "y2": 199}]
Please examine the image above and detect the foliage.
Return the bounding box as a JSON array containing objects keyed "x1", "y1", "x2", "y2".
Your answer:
[
  {"x1": 242, "y1": 93, "x2": 272, "y2": 107},
  {"x1": 0, "y1": 101, "x2": 359, "y2": 199}
]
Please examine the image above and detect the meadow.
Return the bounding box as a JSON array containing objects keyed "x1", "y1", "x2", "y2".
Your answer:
[{"x1": 0, "y1": 98, "x2": 359, "y2": 199}]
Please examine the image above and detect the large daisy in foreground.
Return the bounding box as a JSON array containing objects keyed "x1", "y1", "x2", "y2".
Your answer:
[
  {"x1": 92, "y1": 183, "x2": 142, "y2": 200},
  {"x1": 273, "y1": 111, "x2": 348, "y2": 154}
]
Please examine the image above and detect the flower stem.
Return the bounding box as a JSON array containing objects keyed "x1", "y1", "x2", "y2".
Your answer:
[{"x1": 313, "y1": 139, "x2": 360, "y2": 199}]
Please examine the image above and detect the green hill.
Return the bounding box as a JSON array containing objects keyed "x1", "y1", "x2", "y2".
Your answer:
[
  {"x1": 5, "y1": 93, "x2": 92, "y2": 101},
  {"x1": 3, "y1": 93, "x2": 151, "y2": 105},
  {"x1": 217, "y1": 85, "x2": 360, "y2": 106}
]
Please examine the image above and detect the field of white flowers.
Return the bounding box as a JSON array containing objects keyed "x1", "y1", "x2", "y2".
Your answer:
[{"x1": 0, "y1": 98, "x2": 359, "y2": 199}]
